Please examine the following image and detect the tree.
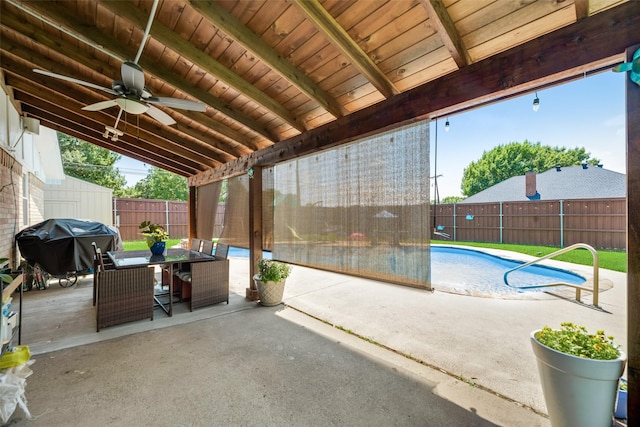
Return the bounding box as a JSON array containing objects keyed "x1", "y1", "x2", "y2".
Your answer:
[
  {"x1": 441, "y1": 196, "x2": 465, "y2": 204},
  {"x1": 58, "y1": 133, "x2": 127, "y2": 195},
  {"x1": 461, "y1": 140, "x2": 599, "y2": 196},
  {"x1": 134, "y1": 167, "x2": 188, "y2": 201}
]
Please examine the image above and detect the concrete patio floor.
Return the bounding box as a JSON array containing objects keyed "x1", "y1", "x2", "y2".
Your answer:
[{"x1": 4, "y1": 250, "x2": 627, "y2": 426}]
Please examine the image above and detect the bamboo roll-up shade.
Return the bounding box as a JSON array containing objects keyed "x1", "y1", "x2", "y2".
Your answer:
[
  {"x1": 218, "y1": 175, "x2": 250, "y2": 248},
  {"x1": 196, "y1": 181, "x2": 222, "y2": 241},
  {"x1": 272, "y1": 121, "x2": 431, "y2": 289}
]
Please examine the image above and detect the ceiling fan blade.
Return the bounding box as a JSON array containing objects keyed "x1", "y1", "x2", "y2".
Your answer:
[
  {"x1": 146, "y1": 96, "x2": 207, "y2": 112},
  {"x1": 33, "y1": 69, "x2": 118, "y2": 95},
  {"x1": 82, "y1": 99, "x2": 119, "y2": 111},
  {"x1": 121, "y1": 61, "x2": 145, "y2": 96},
  {"x1": 146, "y1": 105, "x2": 176, "y2": 125}
]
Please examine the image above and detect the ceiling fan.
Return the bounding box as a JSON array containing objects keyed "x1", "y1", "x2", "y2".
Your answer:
[{"x1": 32, "y1": 0, "x2": 206, "y2": 140}]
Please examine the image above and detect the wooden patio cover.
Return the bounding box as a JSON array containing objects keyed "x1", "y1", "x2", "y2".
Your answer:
[{"x1": 1, "y1": 0, "x2": 639, "y2": 420}]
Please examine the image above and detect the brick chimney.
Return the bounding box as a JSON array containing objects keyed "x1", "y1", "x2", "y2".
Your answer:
[{"x1": 525, "y1": 171, "x2": 536, "y2": 198}]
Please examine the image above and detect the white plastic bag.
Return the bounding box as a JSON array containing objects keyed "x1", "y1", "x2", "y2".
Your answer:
[{"x1": 0, "y1": 360, "x2": 34, "y2": 423}]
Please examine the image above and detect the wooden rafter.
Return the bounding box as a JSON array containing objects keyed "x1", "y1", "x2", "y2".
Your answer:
[
  {"x1": 188, "y1": 1, "x2": 639, "y2": 186},
  {"x1": 292, "y1": 0, "x2": 400, "y2": 98},
  {"x1": 100, "y1": 1, "x2": 305, "y2": 133},
  {"x1": 188, "y1": 0, "x2": 346, "y2": 119},
  {"x1": 3, "y1": 0, "x2": 278, "y2": 142},
  {"x1": 420, "y1": 0, "x2": 469, "y2": 68}
]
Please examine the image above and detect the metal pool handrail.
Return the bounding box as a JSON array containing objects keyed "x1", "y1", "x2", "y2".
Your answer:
[{"x1": 503, "y1": 243, "x2": 600, "y2": 307}]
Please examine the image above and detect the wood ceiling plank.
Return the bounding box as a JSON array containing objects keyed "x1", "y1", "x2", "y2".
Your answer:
[
  {"x1": 461, "y1": 2, "x2": 573, "y2": 50},
  {"x1": 0, "y1": 53, "x2": 229, "y2": 167},
  {"x1": 16, "y1": 0, "x2": 278, "y2": 142},
  {"x1": 374, "y1": 15, "x2": 441, "y2": 74},
  {"x1": 188, "y1": 0, "x2": 345, "y2": 118},
  {"x1": 188, "y1": 1, "x2": 640, "y2": 186},
  {"x1": 292, "y1": 0, "x2": 400, "y2": 97},
  {"x1": 467, "y1": 7, "x2": 576, "y2": 62},
  {"x1": 0, "y1": 21, "x2": 255, "y2": 156},
  {"x1": 101, "y1": 1, "x2": 304, "y2": 133}
]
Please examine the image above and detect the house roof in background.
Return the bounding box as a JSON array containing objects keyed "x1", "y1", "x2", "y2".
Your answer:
[{"x1": 459, "y1": 165, "x2": 626, "y2": 204}]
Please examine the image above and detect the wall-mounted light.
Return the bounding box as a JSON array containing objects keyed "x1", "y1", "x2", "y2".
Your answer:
[
  {"x1": 444, "y1": 118, "x2": 450, "y2": 132},
  {"x1": 532, "y1": 93, "x2": 540, "y2": 112},
  {"x1": 248, "y1": 166, "x2": 254, "y2": 179}
]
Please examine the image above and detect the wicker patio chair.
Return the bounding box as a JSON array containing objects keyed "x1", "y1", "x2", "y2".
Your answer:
[
  {"x1": 96, "y1": 266, "x2": 155, "y2": 331},
  {"x1": 177, "y1": 243, "x2": 230, "y2": 306},
  {"x1": 188, "y1": 260, "x2": 229, "y2": 311},
  {"x1": 92, "y1": 242, "x2": 115, "y2": 306},
  {"x1": 200, "y1": 240, "x2": 214, "y2": 256}
]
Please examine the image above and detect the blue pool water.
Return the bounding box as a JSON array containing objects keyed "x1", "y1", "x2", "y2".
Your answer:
[
  {"x1": 226, "y1": 245, "x2": 585, "y2": 296},
  {"x1": 430, "y1": 246, "x2": 585, "y2": 295}
]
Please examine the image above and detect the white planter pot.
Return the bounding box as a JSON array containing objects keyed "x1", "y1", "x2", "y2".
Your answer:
[
  {"x1": 530, "y1": 330, "x2": 626, "y2": 427},
  {"x1": 253, "y1": 275, "x2": 286, "y2": 306}
]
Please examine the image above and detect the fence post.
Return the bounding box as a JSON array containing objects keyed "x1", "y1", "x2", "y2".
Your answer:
[
  {"x1": 453, "y1": 204, "x2": 457, "y2": 241},
  {"x1": 499, "y1": 201, "x2": 503, "y2": 244},
  {"x1": 165, "y1": 200, "x2": 170, "y2": 235},
  {"x1": 559, "y1": 200, "x2": 564, "y2": 248}
]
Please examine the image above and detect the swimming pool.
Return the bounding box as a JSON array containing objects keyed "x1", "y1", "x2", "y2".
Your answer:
[
  {"x1": 430, "y1": 245, "x2": 585, "y2": 296},
  {"x1": 226, "y1": 245, "x2": 586, "y2": 297}
]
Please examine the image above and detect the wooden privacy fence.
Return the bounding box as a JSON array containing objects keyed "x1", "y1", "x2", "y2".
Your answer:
[
  {"x1": 113, "y1": 198, "x2": 226, "y2": 241},
  {"x1": 431, "y1": 198, "x2": 626, "y2": 250}
]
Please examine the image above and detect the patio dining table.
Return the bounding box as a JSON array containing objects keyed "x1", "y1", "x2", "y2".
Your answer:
[{"x1": 107, "y1": 248, "x2": 215, "y2": 316}]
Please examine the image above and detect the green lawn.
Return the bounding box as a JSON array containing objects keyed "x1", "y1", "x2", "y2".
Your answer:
[
  {"x1": 435, "y1": 241, "x2": 627, "y2": 273},
  {"x1": 122, "y1": 239, "x2": 182, "y2": 252},
  {"x1": 122, "y1": 239, "x2": 627, "y2": 273}
]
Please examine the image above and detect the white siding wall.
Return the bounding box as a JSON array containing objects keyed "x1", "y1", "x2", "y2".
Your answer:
[{"x1": 44, "y1": 176, "x2": 113, "y2": 225}]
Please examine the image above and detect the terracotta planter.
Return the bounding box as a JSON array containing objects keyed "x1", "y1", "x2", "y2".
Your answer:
[
  {"x1": 253, "y1": 275, "x2": 286, "y2": 306},
  {"x1": 531, "y1": 330, "x2": 626, "y2": 427}
]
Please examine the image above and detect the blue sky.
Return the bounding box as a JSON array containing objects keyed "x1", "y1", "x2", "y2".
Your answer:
[
  {"x1": 430, "y1": 70, "x2": 626, "y2": 199},
  {"x1": 116, "y1": 70, "x2": 626, "y2": 196}
]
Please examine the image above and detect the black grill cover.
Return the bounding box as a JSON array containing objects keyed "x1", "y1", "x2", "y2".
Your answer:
[{"x1": 16, "y1": 218, "x2": 119, "y2": 275}]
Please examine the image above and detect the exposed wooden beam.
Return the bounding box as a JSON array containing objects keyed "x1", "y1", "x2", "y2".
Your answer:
[
  {"x1": 420, "y1": 0, "x2": 469, "y2": 68},
  {"x1": 189, "y1": 1, "x2": 640, "y2": 186},
  {"x1": 0, "y1": 9, "x2": 261, "y2": 155},
  {"x1": 188, "y1": 0, "x2": 346, "y2": 119},
  {"x1": 292, "y1": 0, "x2": 400, "y2": 98},
  {"x1": 574, "y1": 0, "x2": 589, "y2": 20},
  {"x1": 100, "y1": 1, "x2": 305, "y2": 133},
  {"x1": 6, "y1": 0, "x2": 278, "y2": 142},
  {"x1": 625, "y1": 42, "x2": 640, "y2": 426},
  {"x1": 0, "y1": 52, "x2": 226, "y2": 166},
  {"x1": 20, "y1": 104, "x2": 197, "y2": 176}
]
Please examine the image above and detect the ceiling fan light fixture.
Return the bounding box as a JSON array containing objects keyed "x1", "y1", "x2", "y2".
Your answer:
[{"x1": 115, "y1": 98, "x2": 149, "y2": 114}]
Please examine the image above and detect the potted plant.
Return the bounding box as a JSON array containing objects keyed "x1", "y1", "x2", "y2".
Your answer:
[
  {"x1": 0, "y1": 258, "x2": 12, "y2": 285},
  {"x1": 139, "y1": 221, "x2": 169, "y2": 255},
  {"x1": 253, "y1": 259, "x2": 292, "y2": 306},
  {"x1": 531, "y1": 322, "x2": 626, "y2": 427}
]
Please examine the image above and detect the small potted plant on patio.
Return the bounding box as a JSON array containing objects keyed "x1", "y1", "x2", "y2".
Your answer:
[
  {"x1": 253, "y1": 259, "x2": 292, "y2": 306},
  {"x1": 531, "y1": 322, "x2": 626, "y2": 426},
  {"x1": 139, "y1": 220, "x2": 169, "y2": 255}
]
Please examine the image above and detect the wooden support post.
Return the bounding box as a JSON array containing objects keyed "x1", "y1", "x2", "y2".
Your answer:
[
  {"x1": 246, "y1": 166, "x2": 262, "y2": 301},
  {"x1": 188, "y1": 186, "x2": 197, "y2": 241},
  {"x1": 626, "y1": 44, "x2": 640, "y2": 425}
]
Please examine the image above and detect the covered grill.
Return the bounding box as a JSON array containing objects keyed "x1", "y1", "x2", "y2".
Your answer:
[{"x1": 16, "y1": 218, "x2": 121, "y2": 276}]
